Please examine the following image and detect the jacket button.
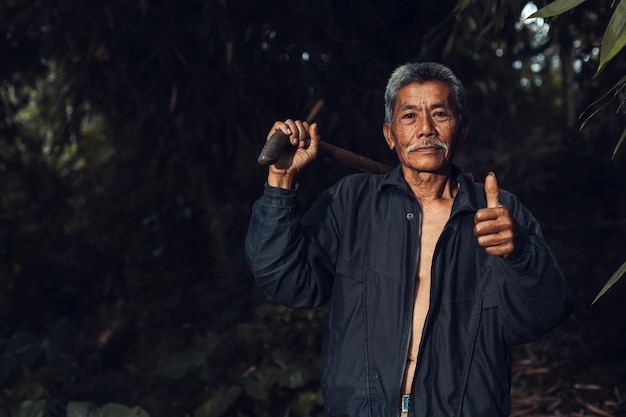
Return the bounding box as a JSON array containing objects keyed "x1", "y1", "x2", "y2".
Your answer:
[{"x1": 406, "y1": 212, "x2": 414, "y2": 220}]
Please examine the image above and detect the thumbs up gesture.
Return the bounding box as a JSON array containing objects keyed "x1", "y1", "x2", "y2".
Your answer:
[{"x1": 473, "y1": 172, "x2": 516, "y2": 257}]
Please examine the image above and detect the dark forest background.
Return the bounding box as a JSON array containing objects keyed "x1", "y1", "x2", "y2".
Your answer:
[{"x1": 1, "y1": 0, "x2": 626, "y2": 416}]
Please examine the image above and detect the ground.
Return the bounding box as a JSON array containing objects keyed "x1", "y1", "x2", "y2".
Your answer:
[{"x1": 511, "y1": 312, "x2": 626, "y2": 417}]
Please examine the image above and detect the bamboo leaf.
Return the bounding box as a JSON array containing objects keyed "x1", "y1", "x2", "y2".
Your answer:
[
  {"x1": 579, "y1": 75, "x2": 626, "y2": 129},
  {"x1": 612, "y1": 127, "x2": 626, "y2": 159},
  {"x1": 592, "y1": 260, "x2": 626, "y2": 305},
  {"x1": 579, "y1": 102, "x2": 611, "y2": 131},
  {"x1": 598, "y1": 0, "x2": 626, "y2": 73},
  {"x1": 528, "y1": 0, "x2": 586, "y2": 19},
  {"x1": 453, "y1": 0, "x2": 475, "y2": 13},
  {"x1": 583, "y1": 75, "x2": 626, "y2": 115}
]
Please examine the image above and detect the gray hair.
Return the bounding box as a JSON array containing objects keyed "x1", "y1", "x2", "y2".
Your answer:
[{"x1": 384, "y1": 62, "x2": 466, "y2": 124}]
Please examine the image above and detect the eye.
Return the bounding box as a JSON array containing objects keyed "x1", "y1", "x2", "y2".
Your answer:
[
  {"x1": 432, "y1": 111, "x2": 451, "y2": 121},
  {"x1": 400, "y1": 112, "x2": 417, "y2": 124}
]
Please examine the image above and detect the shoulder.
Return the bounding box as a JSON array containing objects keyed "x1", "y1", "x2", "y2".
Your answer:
[
  {"x1": 311, "y1": 172, "x2": 387, "y2": 214},
  {"x1": 302, "y1": 173, "x2": 382, "y2": 227},
  {"x1": 328, "y1": 172, "x2": 385, "y2": 197}
]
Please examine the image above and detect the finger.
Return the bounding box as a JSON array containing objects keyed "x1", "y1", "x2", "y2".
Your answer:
[
  {"x1": 474, "y1": 208, "x2": 514, "y2": 235},
  {"x1": 294, "y1": 120, "x2": 309, "y2": 148},
  {"x1": 484, "y1": 243, "x2": 515, "y2": 257},
  {"x1": 474, "y1": 222, "x2": 515, "y2": 255},
  {"x1": 474, "y1": 223, "x2": 514, "y2": 243},
  {"x1": 268, "y1": 121, "x2": 292, "y2": 141},
  {"x1": 485, "y1": 171, "x2": 501, "y2": 208},
  {"x1": 474, "y1": 209, "x2": 496, "y2": 223},
  {"x1": 307, "y1": 122, "x2": 320, "y2": 157},
  {"x1": 283, "y1": 119, "x2": 300, "y2": 146}
]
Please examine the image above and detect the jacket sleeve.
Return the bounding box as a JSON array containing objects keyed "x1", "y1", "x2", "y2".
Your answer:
[
  {"x1": 494, "y1": 194, "x2": 574, "y2": 345},
  {"x1": 244, "y1": 183, "x2": 340, "y2": 309}
]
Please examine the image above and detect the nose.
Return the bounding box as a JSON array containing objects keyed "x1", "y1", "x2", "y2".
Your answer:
[{"x1": 417, "y1": 115, "x2": 436, "y2": 138}]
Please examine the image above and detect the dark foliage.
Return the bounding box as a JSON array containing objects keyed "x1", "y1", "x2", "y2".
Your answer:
[{"x1": 0, "y1": 0, "x2": 625, "y2": 415}]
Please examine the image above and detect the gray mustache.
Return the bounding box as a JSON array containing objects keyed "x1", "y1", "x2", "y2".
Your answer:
[{"x1": 406, "y1": 139, "x2": 449, "y2": 153}]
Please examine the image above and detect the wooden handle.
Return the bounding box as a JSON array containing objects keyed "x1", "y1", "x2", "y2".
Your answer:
[
  {"x1": 319, "y1": 141, "x2": 393, "y2": 174},
  {"x1": 257, "y1": 131, "x2": 289, "y2": 165},
  {"x1": 256, "y1": 131, "x2": 393, "y2": 174}
]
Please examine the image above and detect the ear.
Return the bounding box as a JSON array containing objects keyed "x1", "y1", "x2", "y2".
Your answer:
[{"x1": 383, "y1": 122, "x2": 395, "y2": 150}]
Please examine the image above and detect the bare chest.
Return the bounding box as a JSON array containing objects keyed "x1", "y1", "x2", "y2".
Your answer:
[
  {"x1": 402, "y1": 204, "x2": 452, "y2": 393},
  {"x1": 418, "y1": 208, "x2": 451, "y2": 280}
]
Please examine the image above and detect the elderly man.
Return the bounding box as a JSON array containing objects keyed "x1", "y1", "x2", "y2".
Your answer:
[{"x1": 245, "y1": 62, "x2": 573, "y2": 417}]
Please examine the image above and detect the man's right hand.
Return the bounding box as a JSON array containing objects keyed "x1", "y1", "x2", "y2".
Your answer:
[{"x1": 267, "y1": 119, "x2": 320, "y2": 189}]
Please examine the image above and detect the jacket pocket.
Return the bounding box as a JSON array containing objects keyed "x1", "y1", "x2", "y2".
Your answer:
[{"x1": 482, "y1": 291, "x2": 499, "y2": 309}]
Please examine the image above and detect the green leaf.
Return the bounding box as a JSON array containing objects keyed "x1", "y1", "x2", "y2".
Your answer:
[
  {"x1": 278, "y1": 366, "x2": 311, "y2": 389},
  {"x1": 290, "y1": 391, "x2": 324, "y2": 416},
  {"x1": 66, "y1": 403, "x2": 93, "y2": 417},
  {"x1": 95, "y1": 404, "x2": 150, "y2": 417},
  {"x1": 67, "y1": 403, "x2": 150, "y2": 417},
  {"x1": 579, "y1": 74, "x2": 626, "y2": 130},
  {"x1": 528, "y1": 0, "x2": 586, "y2": 19},
  {"x1": 612, "y1": 128, "x2": 626, "y2": 159},
  {"x1": 453, "y1": 0, "x2": 475, "y2": 14},
  {"x1": 592, "y1": 260, "x2": 626, "y2": 305},
  {"x1": 10, "y1": 400, "x2": 45, "y2": 417},
  {"x1": 243, "y1": 367, "x2": 276, "y2": 401},
  {"x1": 152, "y1": 348, "x2": 207, "y2": 379},
  {"x1": 152, "y1": 333, "x2": 220, "y2": 379},
  {"x1": 193, "y1": 386, "x2": 243, "y2": 417},
  {"x1": 271, "y1": 347, "x2": 295, "y2": 369},
  {"x1": 598, "y1": 0, "x2": 626, "y2": 73}
]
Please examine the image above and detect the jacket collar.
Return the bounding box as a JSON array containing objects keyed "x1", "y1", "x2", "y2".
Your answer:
[{"x1": 378, "y1": 164, "x2": 479, "y2": 214}]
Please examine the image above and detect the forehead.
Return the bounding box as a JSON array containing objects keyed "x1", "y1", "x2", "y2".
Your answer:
[{"x1": 395, "y1": 80, "x2": 453, "y2": 108}]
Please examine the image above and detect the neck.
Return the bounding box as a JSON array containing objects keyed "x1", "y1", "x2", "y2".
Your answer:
[{"x1": 402, "y1": 166, "x2": 459, "y2": 202}]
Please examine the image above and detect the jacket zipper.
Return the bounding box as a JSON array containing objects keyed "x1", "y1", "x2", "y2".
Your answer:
[
  {"x1": 404, "y1": 206, "x2": 473, "y2": 415},
  {"x1": 395, "y1": 202, "x2": 422, "y2": 416}
]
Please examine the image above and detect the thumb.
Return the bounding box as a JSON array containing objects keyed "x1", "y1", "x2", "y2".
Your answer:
[
  {"x1": 308, "y1": 122, "x2": 320, "y2": 154},
  {"x1": 485, "y1": 171, "x2": 501, "y2": 208}
]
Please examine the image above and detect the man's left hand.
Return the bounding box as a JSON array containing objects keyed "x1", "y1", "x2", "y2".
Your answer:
[{"x1": 474, "y1": 172, "x2": 516, "y2": 257}]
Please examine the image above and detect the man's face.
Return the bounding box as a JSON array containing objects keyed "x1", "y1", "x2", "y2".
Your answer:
[{"x1": 383, "y1": 81, "x2": 467, "y2": 174}]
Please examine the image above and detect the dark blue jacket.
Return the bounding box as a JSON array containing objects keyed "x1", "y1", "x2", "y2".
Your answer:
[{"x1": 245, "y1": 165, "x2": 573, "y2": 417}]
